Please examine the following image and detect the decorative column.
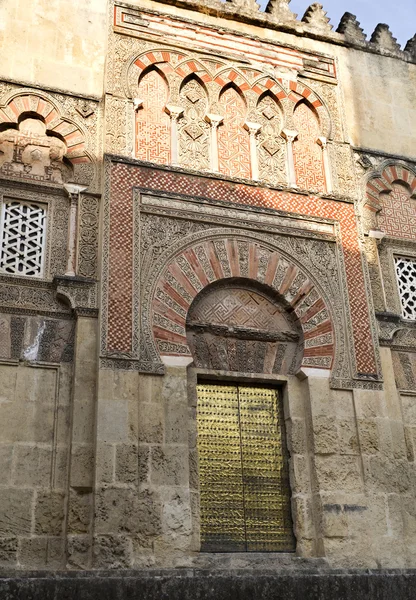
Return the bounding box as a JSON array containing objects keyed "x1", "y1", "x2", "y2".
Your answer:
[
  {"x1": 282, "y1": 129, "x2": 298, "y2": 188},
  {"x1": 317, "y1": 136, "x2": 333, "y2": 194},
  {"x1": 205, "y1": 113, "x2": 224, "y2": 172},
  {"x1": 63, "y1": 183, "x2": 87, "y2": 277},
  {"x1": 165, "y1": 104, "x2": 184, "y2": 165},
  {"x1": 244, "y1": 121, "x2": 261, "y2": 181}
]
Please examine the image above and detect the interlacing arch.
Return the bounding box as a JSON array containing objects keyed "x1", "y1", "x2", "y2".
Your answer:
[
  {"x1": 366, "y1": 163, "x2": 416, "y2": 211},
  {"x1": 0, "y1": 93, "x2": 90, "y2": 164}
]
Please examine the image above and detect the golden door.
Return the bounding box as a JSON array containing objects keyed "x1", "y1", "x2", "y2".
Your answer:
[{"x1": 196, "y1": 384, "x2": 295, "y2": 552}]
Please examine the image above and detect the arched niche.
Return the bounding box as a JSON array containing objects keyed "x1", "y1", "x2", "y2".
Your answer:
[
  {"x1": 186, "y1": 278, "x2": 304, "y2": 374},
  {"x1": 218, "y1": 84, "x2": 250, "y2": 179},
  {"x1": 136, "y1": 67, "x2": 171, "y2": 164},
  {"x1": 293, "y1": 100, "x2": 326, "y2": 193}
]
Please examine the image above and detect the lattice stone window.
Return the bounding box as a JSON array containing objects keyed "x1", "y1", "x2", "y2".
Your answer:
[
  {"x1": 395, "y1": 257, "x2": 416, "y2": 320},
  {"x1": 0, "y1": 200, "x2": 47, "y2": 277}
]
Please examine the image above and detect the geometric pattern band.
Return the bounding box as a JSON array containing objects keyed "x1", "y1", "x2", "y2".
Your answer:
[{"x1": 0, "y1": 200, "x2": 46, "y2": 277}]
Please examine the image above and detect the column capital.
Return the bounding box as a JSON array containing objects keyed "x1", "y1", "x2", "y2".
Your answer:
[
  {"x1": 282, "y1": 129, "x2": 298, "y2": 143},
  {"x1": 165, "y1": 104, "x2": 184, "y2": 120},
  {"x1": 133, "y1": 97, "x2": 144, "y2": 112},
  {"x1": 244, "y1": 121, "x2": 261, "y2": 136},
  {"x1": 205, "y1": 113, "x2": 224, "y2": 128},
  {"x1": 317, "y1": 136, "x2": 328, "y2": 149},
  {"x1": 63, "y1": 183, "x2": 88, "y2": 201}
]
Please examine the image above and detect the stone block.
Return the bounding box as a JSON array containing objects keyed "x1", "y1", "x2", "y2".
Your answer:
[
  {"x1": 161, "y1": 367, "x2": 187, "y2": 404},
  {"x1": 70, "y1": 444, "x2": 94, "y2": 488},
  {"x1": 0, "y1": 488, "x2": 33, "y2": 535},
  {"x1": 113, "y1": 370, "x2": 139, "y2": 402},
  {"x1": 337, "y1": 420, "x2": 359, "y2": 454},
  {"x1": 353, "y1": 388, "x2": 386, "y2": 419},
  {"x1": 97, "y1": 399, "x2": 129, "y2": 443},
  {"x1": 150, "y1": 445, "x2": 189, "y2": 486},
  {"x1": 402, "y1": 395, "x2": 416, "y2": 426},
  {"x1": 314, "y1": 456, "x2": 363, "y2": 493},
  {"x1": 312, "y1": 415, "x2": 338, "y2": 455},
  {"x1": 165, "y1": 402, "x2": 188, "y2": 444},
  {"x1": 33, "y1": 403, "x2": 55, "y2": 443},
  {"x1": 0, "y1": 365, "x2": 17, "y2": 404},
  {"x1": 13, "y1": 445, "x2": 52, "y2": 487},
  {"x1": 97, "y1": 370, "x2": 114, "y2": 402},
  {"x1": 95, "y1": 487, "x2": 161, "y2": 538},
  {"x1": 19, "y1": 536, "x2": 48, "y2": 569},
  {"x1": 67, "y1": 534, "x2": 92, "y2": 570},
  {"x1": 138, "y1": 445, "x2": 150, "y2": 484},
  {"x1": 287, "y1": 418, "x2": 308, "y2": 455},
  {"x1": 291, "y1": 454, "x2": 310, "y2": 495},
  {"x1": 323, "y1": 536, "x2": 377, "y2": 569},
  {"x1": 95, "y1": 441, "x2": 115, "y2": 484},
  {"x1": 0, "y1": 444, "x2": 13, "y2": 484},
  {"x1": 404, "y1": 426, "x2": 415, "y2": 462},
  {"x1": 369, "y1": 457, "x2": 411, "y2": 494},
  {"x1": 35, "y1": 491, "x2": 65, "y2": 536},
  {"x1": 0, "y1": 402, "x2": 36, "y2": 443},
  {"x1": 189, "y1": 448, "x2": 199, "y2": 491},
  {"x1": 93, "y1": 535, "x2": 133, "y2": 569},
  {"x1": 161, "y1": 487, "x2": 192, "y2": 537},
  {"x1": 15, "y1": 366, "x2": 57, "y2": 404},
  {"x1": 357, "y1": 419, "x2": 380, "y2": 454},
  {"x1": 291, "y1": 496, "x2": 314, "y2": 540},
  {"x1": 307, "y1": 377, "x2": 334, "y2": 418},
  {"x1": 138, "y1": 403, "x2": 164, "y2": 444},
  {"x1": 390, "y1": 420, "x2": 408, "y2": 460},
  {"x1": 115, "y1": 444, "x2": 138, "y2": 484},
  {"x1": 0, "y1": 536, "x2": 18, "y2": 567},
  {"x1": 332, "y1": 389, "x2": 355, "y2": 419},
  {"x1": 68, "y1": 490, "x2": 92, "y2": 534},
  {"x1": 320, "y1": 503, "x2": 348, "y2": 538}
]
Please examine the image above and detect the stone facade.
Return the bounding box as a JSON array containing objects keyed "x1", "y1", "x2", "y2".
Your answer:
[{"x1": 0, "y1": 0, "x2": 415, "y2": 574}]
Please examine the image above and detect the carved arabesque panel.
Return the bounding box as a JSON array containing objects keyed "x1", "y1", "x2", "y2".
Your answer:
[
  {"x1": 77, "y1": 195, "x2": 100, "y2": 279},
  {"x1": 218, "y1": 86, "x2": 251, "y2": 179},
  {"x1": 293, "y1": 101, "x2": 325, "y2": 192},
  {"x1": 178, "y1": 78, "x2": 210, "y2": 171},
  {"x1": 136, "y1": 69, "x2": 170, "y2": 164},
  {"x1": 256, "y1": 94, "x2": 286, "y2": 186}
]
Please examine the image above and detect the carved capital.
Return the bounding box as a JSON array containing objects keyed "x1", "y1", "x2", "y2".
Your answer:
[
  {"x1": 244, "y1": 121, "x2": 262, "y2": 137},
  {"x1": 205, "y1": 113, "x2": 224, "y2": 129},
  {"x1": 133, "y1": 97, "x2": 144, "y2": 112},
  {"x1": 54, "y1": 275, "x2": 98, "y2": 317},
  {"x1": 165, "y1": 104, "x2": 184, "y2": 121},
  {"x1": 282, "y1": 129, "x2": 298, "y2": 144},
  {"x1": 64, "y1": 183, "x2": 88, "y2": 203}
]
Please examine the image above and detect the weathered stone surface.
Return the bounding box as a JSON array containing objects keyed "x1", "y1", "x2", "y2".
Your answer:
[
  {"x1": 68, "y1": 490, "x2": 92, "y2": 534},
  {"x1": 315, "y1": 456, "x2": 363, "y2": 493},
  {"x1": 0, "y1": 537, "x2": 18, "y2": 566},
  {"x1": 0, "y1": 489, "x2": 33, "y2": 535},
  {"x1": 138, "y1": 404, "x2": 164, "y2": 444},
  {"x1": 150, "y1": 446, "x2": 189, "y2": 487},
  {"x1": 115, "y1": 444, "x2": 139, "y2": 484},
  {"x1": 35, "y1": 491, "x2": 65, "y2": 536},
  {"x1": 95, "y1": 487, "x2": 161, "y2": 538}
]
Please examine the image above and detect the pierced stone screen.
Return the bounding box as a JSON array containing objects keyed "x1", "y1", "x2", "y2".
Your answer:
[
  {"x1": 395, "y1": 257, "x2": 416, "y2": 320},
  {"x1": 0, "y1": 200, "x2": 47, "y2": 277}
]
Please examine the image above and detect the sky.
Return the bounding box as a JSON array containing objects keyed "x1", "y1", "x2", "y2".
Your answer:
[{"x1": 258, "y1": 0, "x2": 416, "y2": 47}]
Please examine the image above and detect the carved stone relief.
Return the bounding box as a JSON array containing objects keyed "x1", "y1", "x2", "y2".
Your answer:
[
  {"x1": 0, "y1": 118, "x2": 71, "y2": 184},
  {"x1": 186, "y1": 281, "x2": 303, "y2": 374}
]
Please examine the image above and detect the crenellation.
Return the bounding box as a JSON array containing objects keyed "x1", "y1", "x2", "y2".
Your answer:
[
  {"x1": 336, "y1": 12, "x2": 366, "y2": 43},
  {"x1": 370, "y1": 23, "x2": 401, "y2": 53},
  {"x1": 301, "y1": 3, "x2": 333, "y2": 33}
]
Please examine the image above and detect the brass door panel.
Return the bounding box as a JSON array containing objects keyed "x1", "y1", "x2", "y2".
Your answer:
[{"x1": 197, "y1": 383, "x2": 295, "y2": 552}]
